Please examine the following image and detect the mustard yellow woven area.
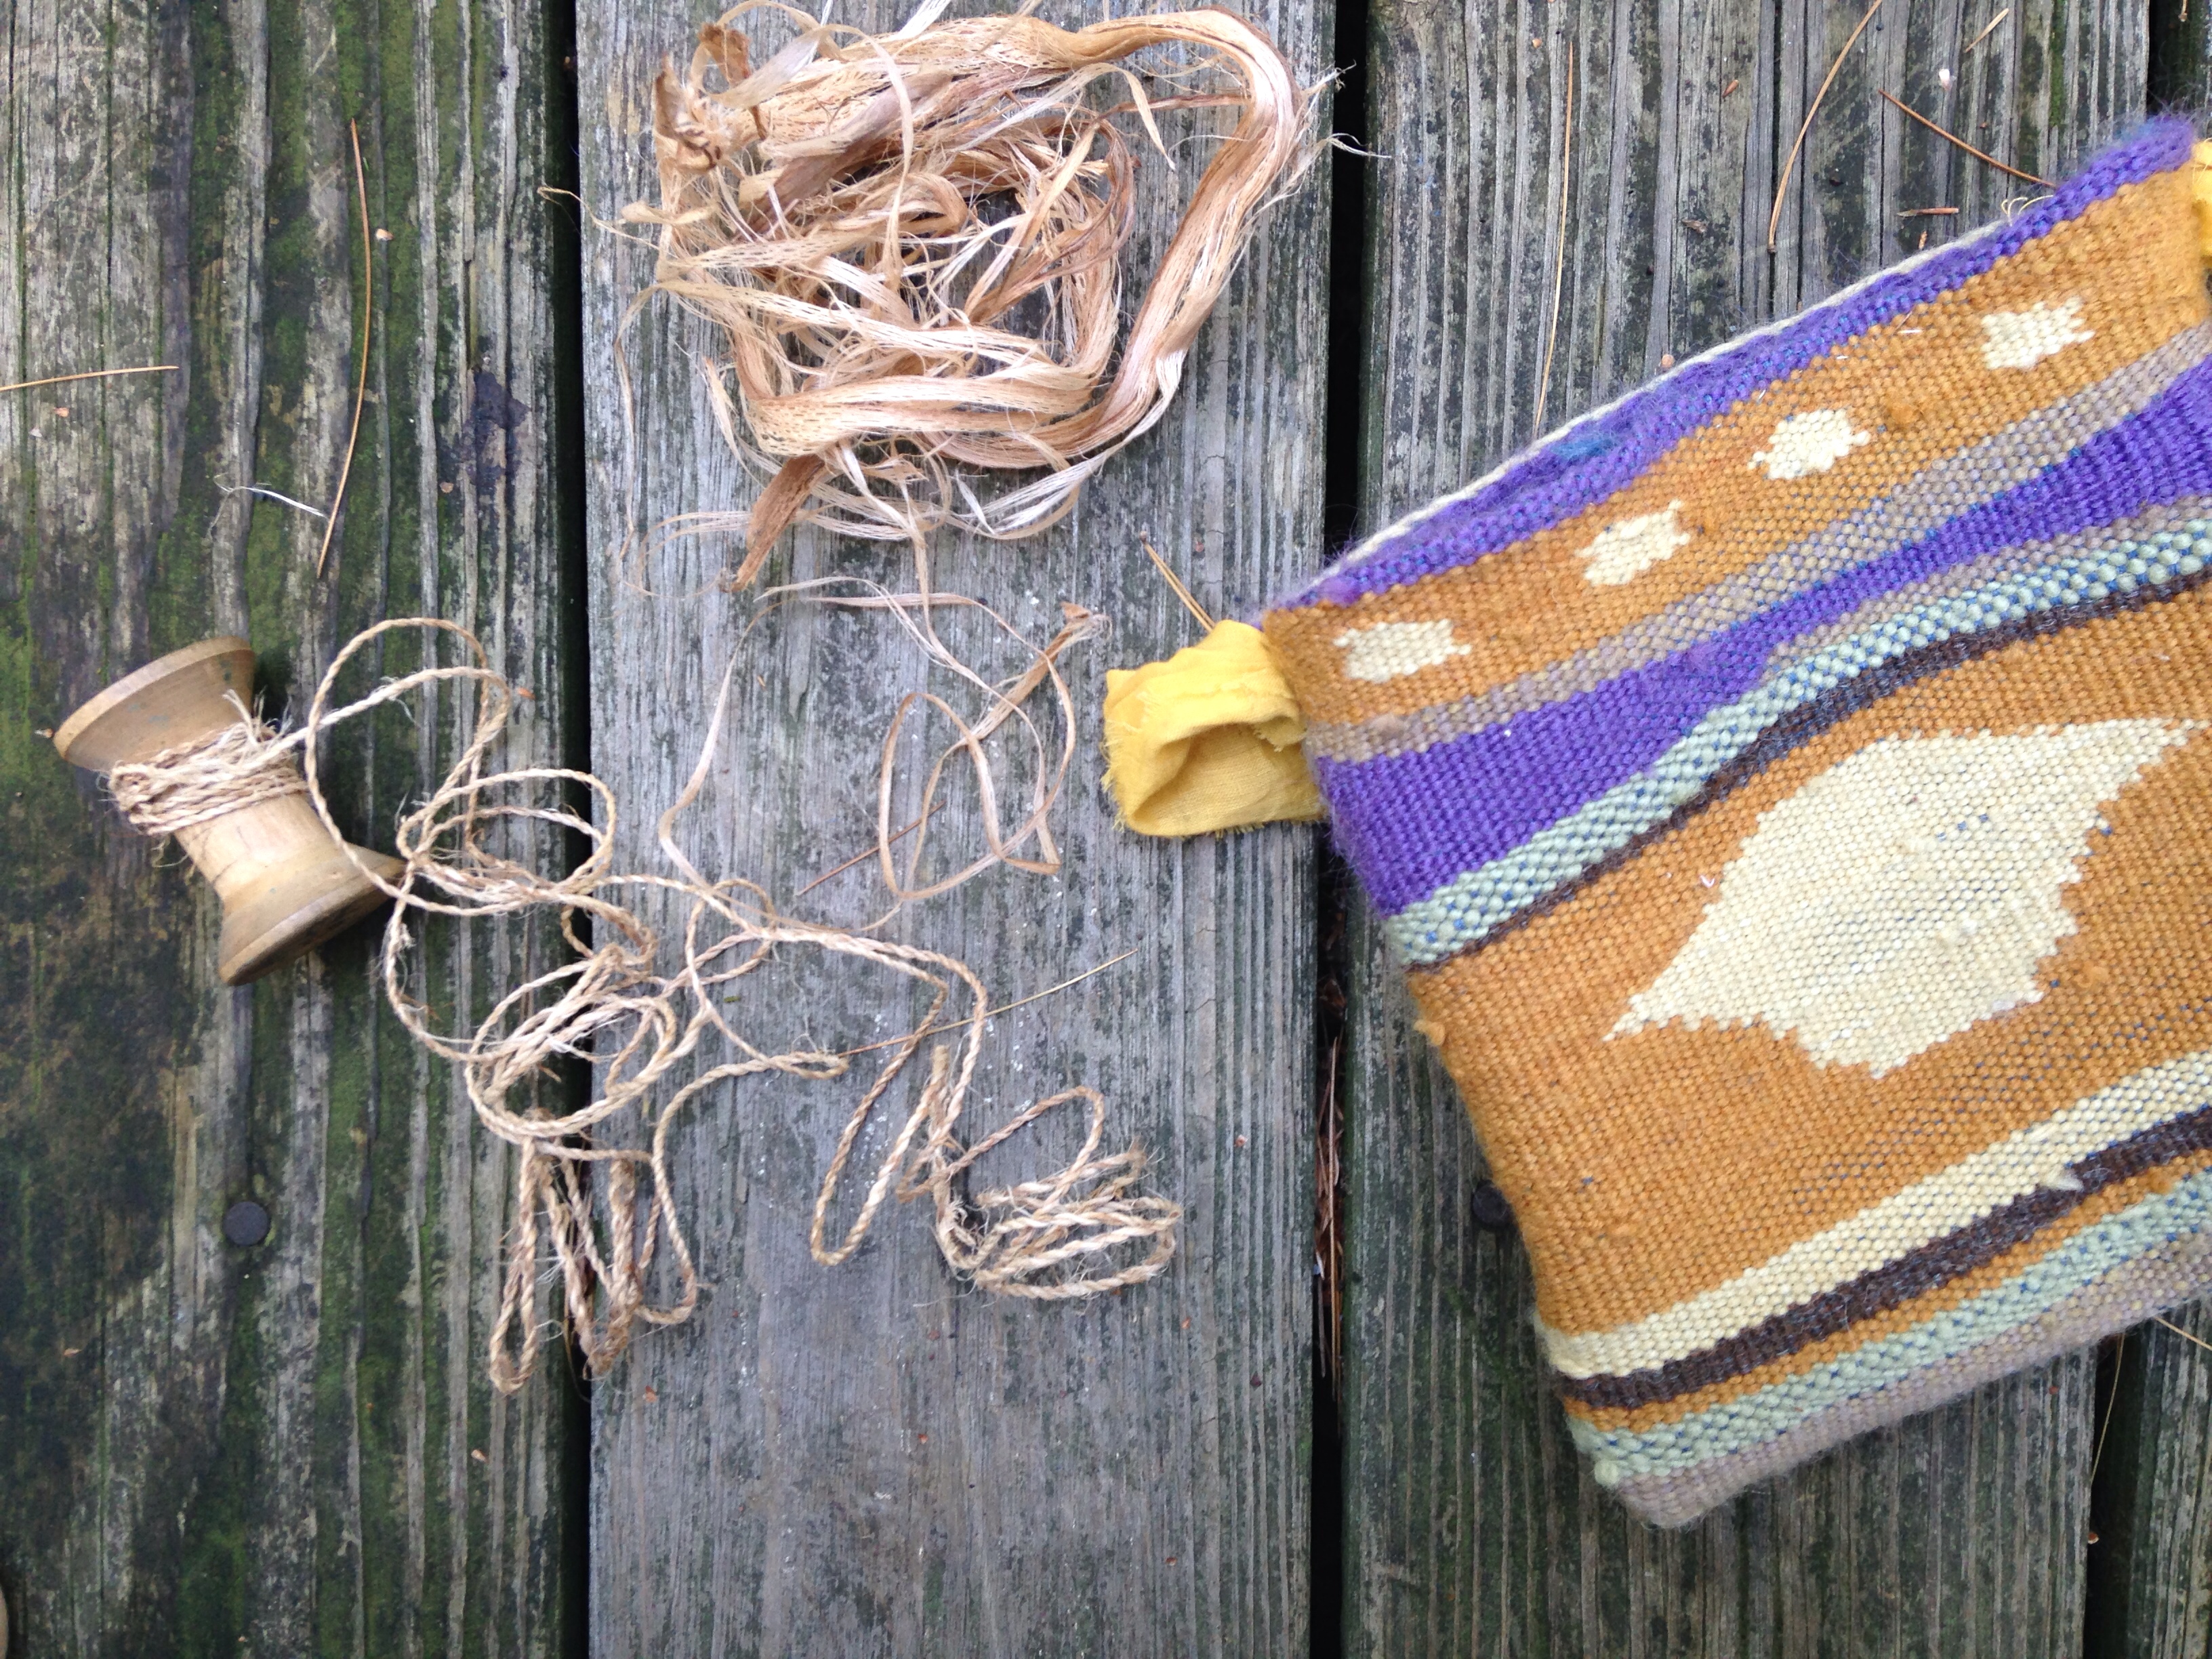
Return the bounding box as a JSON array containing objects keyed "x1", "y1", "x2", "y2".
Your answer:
[{"x1": 1250, "y1": 119, "x2": 2212, "y2": 1523}]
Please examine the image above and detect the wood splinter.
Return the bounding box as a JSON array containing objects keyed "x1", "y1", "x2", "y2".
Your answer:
[{"x1": 52, "y1": 637, "x2": 403, "y2": 985}]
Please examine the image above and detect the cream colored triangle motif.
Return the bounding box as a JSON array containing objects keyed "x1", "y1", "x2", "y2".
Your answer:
[{"x1": 1612, "y1": 720, "x2": 2201, "y2": 1076}]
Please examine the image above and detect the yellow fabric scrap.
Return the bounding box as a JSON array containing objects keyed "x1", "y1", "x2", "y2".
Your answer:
[
  {"x1": 1103, "y1": 619, "x2": 1322, "y2": 836},
  {"x1": 2194, "y1": 141, "x2": 2212, "y2": 263}
]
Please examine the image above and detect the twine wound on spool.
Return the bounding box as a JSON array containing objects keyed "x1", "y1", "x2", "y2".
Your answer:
[
  {"x1": 62, "y1": 620, "x2": 1179, "y2": 1391},
  {"x1": 52, "y1": 638, "x2": 404, "y2": 984},
  {"x1": 108, "y1": 710, "x2": 311, "y2": 834}
]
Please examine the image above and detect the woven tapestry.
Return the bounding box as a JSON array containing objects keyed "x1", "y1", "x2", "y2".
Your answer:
[{"x1": 1264, "y1": 118, "x2": 2212, "y2": 1524}]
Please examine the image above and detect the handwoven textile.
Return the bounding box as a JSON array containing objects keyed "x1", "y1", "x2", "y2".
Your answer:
[{"x1": 1262, "y1": 118, "x2": 2212, "y2": 1524}]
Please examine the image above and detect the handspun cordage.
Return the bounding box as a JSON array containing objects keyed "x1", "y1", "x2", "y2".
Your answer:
[{"x1": 59, "y1": 621, "x2": 1181, "y2": 1390}]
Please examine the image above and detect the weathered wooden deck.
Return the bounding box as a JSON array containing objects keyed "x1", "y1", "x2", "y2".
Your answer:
[{"x1": 7, "y1": 0, "x2": 2212, "y2": 1652}]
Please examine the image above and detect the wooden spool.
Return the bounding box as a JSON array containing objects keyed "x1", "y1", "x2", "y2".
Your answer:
[{"x1": 52, "y1": 636, "x2": 405, "y2": 986}]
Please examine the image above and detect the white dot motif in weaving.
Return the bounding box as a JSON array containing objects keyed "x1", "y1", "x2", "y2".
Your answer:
[
  {"x1": 1333, "y1": 619, "x2": 1472, "y2": 684},
  {"x1": 1980, "y1": 298, "x2": 2095, "y2": 371},
  {"x1": 1611, "y1": 720, "x2": 2200, "y2": 1075},
  {"x1": 1748, "y1": 409, "x2": 1873, "y2": 481},
  {"x1": 1578, "y1": 501, "x2": 1693, "y2": 586}
]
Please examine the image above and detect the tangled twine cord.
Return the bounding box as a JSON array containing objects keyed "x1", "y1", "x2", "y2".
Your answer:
[
  {"x1": 626, "y1": 1, "x2": 1322, "y2": 579},
  {"x1": 115, "y1": 618, "x2": 1180, "y2": 1391}
]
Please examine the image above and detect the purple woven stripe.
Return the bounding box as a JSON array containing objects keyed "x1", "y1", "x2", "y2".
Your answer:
[
  {"x1": 1322, "y1": 356, "x2": 2212, "y2": 916},
  {"x1": 1287, "y1": 119, "x2": 2195, "y2": 610}
]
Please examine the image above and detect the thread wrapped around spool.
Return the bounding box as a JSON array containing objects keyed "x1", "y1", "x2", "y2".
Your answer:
[{"x1": 52, "y1": 637, "x2": 403, "y2": 985}]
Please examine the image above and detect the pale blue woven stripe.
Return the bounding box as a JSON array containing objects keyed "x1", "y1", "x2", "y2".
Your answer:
[
  {"x1": 1568, "y1": 1163, "x2": 2212, "y2": 1486},
  {"x1": 1388, "y1": 524, "x2": 2212, "y2": 966}
]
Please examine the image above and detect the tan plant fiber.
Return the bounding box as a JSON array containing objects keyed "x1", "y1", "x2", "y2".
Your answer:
[
  {"x1": 105, "y1": 618, "x2": 1180, "y2": 1391},
  {"x1": 626, "y1": 0, "x2": 1321, "y2": 579},
  {"x1": 108, "y1": 704, "x2": 310, "y2": 834}
]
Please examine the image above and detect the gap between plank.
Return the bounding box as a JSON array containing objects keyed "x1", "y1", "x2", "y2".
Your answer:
[
  {"x1": 1313, "y1": 0, "x2": 1372, "y2": 1639},
  {"x1": 542, "y1": 0, "x2": 595, "y2": 1651}
]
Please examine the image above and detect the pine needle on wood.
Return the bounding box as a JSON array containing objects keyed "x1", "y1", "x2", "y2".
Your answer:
[
  {"x1": 1533, "y1": 40, "x2": 1573, "y2": 435},
  {"x1": 317, "y1": 121, "x2": 374, "y2": 578},
  {"x1": 1879, "y1": 89, "x2": 2052, "y2": 188},
  {"x1": 1960, "y1": 7, "x2": 2011, "y2": 60},
  {"x1": 0, "y1": 364, "x2": 178, "y2": 397},
  {"x1": 1142, "y1": 537, "x2": 1214, "y2": 632},
  {"x1": 1769, "y1": 0, "x2": 1890, "y2": 253}
]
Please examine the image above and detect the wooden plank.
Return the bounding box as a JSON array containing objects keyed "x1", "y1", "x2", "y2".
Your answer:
[
  {"x1": 574, "y1": 1, "x2": 1328, "y2": 1651},
  {"x1": 2087, "y1": 1301, "x2": 2212, "y2": 1658},
  {"x1": 1340, "y1": 0, "x2": 2145, "y2": 1652},
  {"x1": 2078, "y1": 26, "x2": 2212, "y2": 1659},
  {"x1": 0, "y1": 0, "x2": 579, "y2": 1651}
]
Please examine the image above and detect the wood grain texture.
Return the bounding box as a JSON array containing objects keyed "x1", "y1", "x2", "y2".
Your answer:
[
  {"x1": 573, "y1": 3, "x2": 1328, "y2": 1652},
  {"x1": 2081, "y1": 28, "x2": 2212, "y2": 1659},
  {"x1": 0, "y1": 0, "x2": 579, "y2": 1651},
  {"x1": 1340, "y1": 0, "x2": 2144, "y2": 1652},
  {"x1": 2087, "y1": 1302, "x2": 2212, "y2": 1659}
]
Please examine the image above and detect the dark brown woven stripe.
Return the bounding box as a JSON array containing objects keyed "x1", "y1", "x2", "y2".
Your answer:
[
  {"x1": 1552, "y1": 1097, "x2": 2212, "y2": 1411},
  {"x1": 1609, "y1": 1233, "x2": 2212, "y2": 1526}
]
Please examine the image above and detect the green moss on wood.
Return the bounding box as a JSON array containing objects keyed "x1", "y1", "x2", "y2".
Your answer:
[{"x1": 5, "y1": 0, "x2": 577, "y2": 1648}]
